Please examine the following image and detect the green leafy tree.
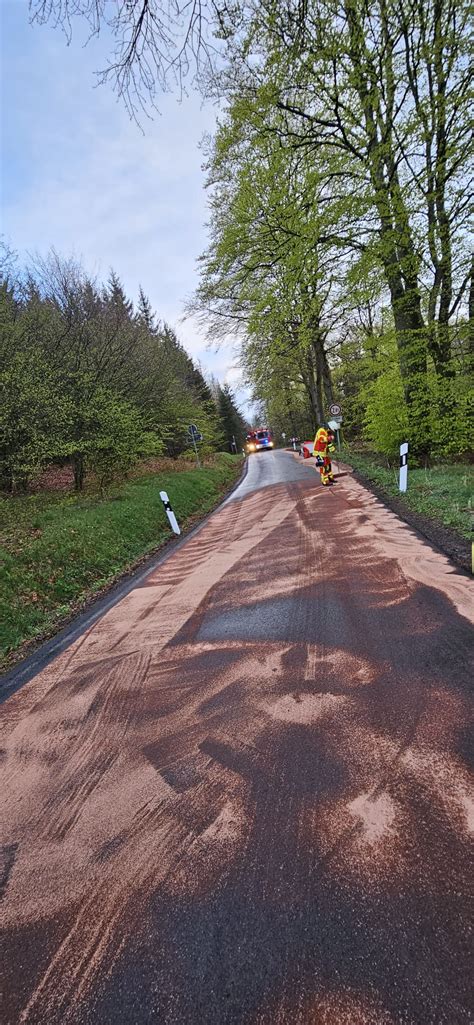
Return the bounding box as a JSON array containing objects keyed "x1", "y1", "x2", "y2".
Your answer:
[
  {"x1": 0, "y1": 349, "x2": 71, "y2": 491},
  {"x1": 216, "y1": 0, "x2": 472, "y2": 453},
  {"x1": 1, "y1": 249, "x2": 225, "y2": 492}
]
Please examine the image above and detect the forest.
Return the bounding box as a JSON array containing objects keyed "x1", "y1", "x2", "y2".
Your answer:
[
  {"x1": 188, "y1": 0, "x2": 472, "y2": 462},
  {"x1": 3, "y1": 0, "x2": 473, "y2": 489},
  {"x1": 0, "y1": 247, "x2": 248, "y2": 493}
]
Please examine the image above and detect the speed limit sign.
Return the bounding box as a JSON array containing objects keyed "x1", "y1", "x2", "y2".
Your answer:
[{"x1": 329, "y1": 403, "x2": 342, "y2": 416}]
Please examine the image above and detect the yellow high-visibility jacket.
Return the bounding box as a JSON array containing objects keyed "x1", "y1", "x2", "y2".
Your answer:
[{"x1": 314, "y1": 427, "x2": 329, "y2": 456}]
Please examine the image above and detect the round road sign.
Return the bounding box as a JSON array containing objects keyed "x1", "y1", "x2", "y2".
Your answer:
[{"x1": 329, "y1": 403, "x2": 341, "y2": 416}]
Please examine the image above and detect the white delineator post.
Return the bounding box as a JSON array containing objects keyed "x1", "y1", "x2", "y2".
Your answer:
[
  {"x1": 160, "y1": 491, "x2": 181, "y2": 535},
  {"x1": 399, "y1": 442, "x2": 408, "y2": 492}
]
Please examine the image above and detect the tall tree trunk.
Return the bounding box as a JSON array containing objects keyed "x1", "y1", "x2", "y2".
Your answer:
[
  {"x1": 389, "y1": 286, "x2": 431, "y2": 457},
  {"x1": 375, "y1": 201, "x2": 431, "y2": 455},
  {"x1": 282, "y1": 379, "x2": 299, "y2": 435},
  {"x1": 73, "y1": 454, "x2": 85, "y2": 491},
  {"x1": 301, "y1": 356, "x2": 323, "y2": 426},
  {"x1": 375, "y1": 169, "x2": 431, "y2": 455},
  {"x1": 313, "y1": 335, "x2": 334, "y2": 409},
  {"x1": 346, "y1": 1, "x2": 431, "y2": 456},
  {"x1": 468, "y1": 254, "x2": 474, "y2": 360}
]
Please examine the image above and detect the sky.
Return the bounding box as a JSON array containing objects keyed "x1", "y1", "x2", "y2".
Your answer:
[{"x1": 1, "y1": 0, "x2": 252, "y2": 414}]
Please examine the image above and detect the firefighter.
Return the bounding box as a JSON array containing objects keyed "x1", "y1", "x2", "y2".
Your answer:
[{"x1": 313, "y1": 424, "x2": 336, "y2": 485}]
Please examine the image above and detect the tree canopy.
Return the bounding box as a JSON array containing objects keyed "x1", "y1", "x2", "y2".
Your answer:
[
  {"x1": 22, "y1": 0, "x2": 474, "y2": 459},
  {"x1": 188, "y1": 0, "x2": 473, "y2": 458},
  {"x1": 0, "y1": 248, "x2": 238, "y2": 491}
]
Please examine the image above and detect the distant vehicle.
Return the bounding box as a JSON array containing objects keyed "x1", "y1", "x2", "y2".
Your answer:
[{"x1": 245, "y1": 428, "x2": 274, "y2": 453}]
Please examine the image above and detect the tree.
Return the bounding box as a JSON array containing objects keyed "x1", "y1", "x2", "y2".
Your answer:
[
  {"x1": 70, "y1": 385, "x2": 162, "y2": 495},
  {"x1": 1, "y1": 247, "x2": 228, "y2": 493},
  {"x1": 29, "y1": 0, "x2": 223, "y2": 119},
  {"x1": 215, "y1": 383, "x2": 247, "y2": 451},
  {"x1": 214, "y1": 0, "x2": 472, "y2": 454},
  {"x1": 136, "y1": 287, "x2": 156, "y2": 334},
  {"x1": 190, "y1": 91, "x2": 342, "y2": 428},
  {"x1": 0, "y1": 348, "x2": 71, "y2": 491}
]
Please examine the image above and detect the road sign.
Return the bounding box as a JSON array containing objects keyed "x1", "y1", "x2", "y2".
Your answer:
[
  {"x1": 328, "y1": 418, "x2": 343, "y2": 454},
  {"x1": 329, "y1": 403, "x2": 342, "y2": 416},
  {"x1": 188, "y1": 424, "x2": 202, "y2": 467}
]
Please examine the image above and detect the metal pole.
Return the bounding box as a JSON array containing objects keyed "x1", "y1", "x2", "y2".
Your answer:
[
  {"x1": 192, "y1": 433, "x2": 201, "y2": 468},
  {"x1": 333, "y1": 430, "x2": 340, "y2": 476}
]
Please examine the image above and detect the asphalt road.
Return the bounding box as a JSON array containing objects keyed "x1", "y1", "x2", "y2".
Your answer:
[{"x1": 1, "y1": 451, "x2": 473, "y2": 1025}]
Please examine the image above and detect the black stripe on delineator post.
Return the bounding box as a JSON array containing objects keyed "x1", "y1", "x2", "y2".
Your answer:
[
  {"x1": 160, "y1": 490, "x2": 181, "y2": 535},
  {"x1": 400, "y1": 453, "x2": 408, "y2": 467}
]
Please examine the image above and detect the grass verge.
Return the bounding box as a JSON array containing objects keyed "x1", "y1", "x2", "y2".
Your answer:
[{"x1": 0, "y1": 453, "x2": 243, "y2": 670}]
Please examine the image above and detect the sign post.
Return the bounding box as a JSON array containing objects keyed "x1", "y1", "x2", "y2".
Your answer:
[
  {"x1": 159, "y1": 491, "x2": 181, "y2": 535},
  {"x1": 399, "y1": 442, "x2": 408, "y2": 492},
  {"x1": 188, "y1": 424, "x2": 203, "y2": 468},
  {"x1": 328, "y1": 410, "x2": 343, "y2": 454}
]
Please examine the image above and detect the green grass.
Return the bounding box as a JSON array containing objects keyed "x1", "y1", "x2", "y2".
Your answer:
[
  {"x1": 345, "y1": 449, "x2": 473, "y2": 541},
  {"x1": 0, "y1": 454, "x2": 243, "y2": 668}
]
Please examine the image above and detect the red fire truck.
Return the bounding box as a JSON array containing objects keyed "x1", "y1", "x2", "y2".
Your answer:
[{"x1": 245, "y1": 428, "x2": 274, "y2": 454}]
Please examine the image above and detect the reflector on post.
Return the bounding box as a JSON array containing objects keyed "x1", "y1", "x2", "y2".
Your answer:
[
  {"x1": 399, "y1": 442, "x2": 408, "y2": 493},
  {"x1": 160, "y1": 490, "x2": 181, "y2": 535}
]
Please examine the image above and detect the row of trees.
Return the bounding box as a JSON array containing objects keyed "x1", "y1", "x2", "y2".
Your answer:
[
  {"x1": 17, "y1": 0, "x2": 474, "y2": 460},
  {"x1": 0, "y1": 247, "x2": 248, "y2": 492},
  {"x1": 187, "y1": 0, "x2": 472, "y2": 460}
]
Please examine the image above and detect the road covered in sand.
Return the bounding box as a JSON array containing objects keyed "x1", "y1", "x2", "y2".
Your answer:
[{"x1": 1, "y1": 450, "x2": 472, "y2": 1024}]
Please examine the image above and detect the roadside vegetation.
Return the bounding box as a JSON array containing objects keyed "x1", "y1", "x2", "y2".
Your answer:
[
  {"x1": 0, "y1": 246, "x2": 248, "y2": 494},
  {"x1": 187, "y1": 2, "x2": 471, "y2": 461},
  {"x1": 185, "y1": 0, "x2": 473, "y2": 547},
  {"x1": 0, "y1": 244, "x2": 249, "y2": 668},
  {"x1": 0, "y1": 453, "x2": 242, "y2": 670}
]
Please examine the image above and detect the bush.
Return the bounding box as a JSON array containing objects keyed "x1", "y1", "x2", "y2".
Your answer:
[
  {"x1": 430, "y1": 376, "x2": 473, "y2": 459},
  {"x1": 0, "y1": 350, "x2": 71, "y2": 491},
  {"x1": 363, "y1": 366, "x2": 409, "y2": 458},
  {"x1": 79, "y1": 389, "x2": 164, "y2": 494}
]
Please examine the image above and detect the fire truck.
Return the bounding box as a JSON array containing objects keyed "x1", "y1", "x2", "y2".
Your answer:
[{"x1": 245, "y1": 428, "x2": 274, "y2": 453}]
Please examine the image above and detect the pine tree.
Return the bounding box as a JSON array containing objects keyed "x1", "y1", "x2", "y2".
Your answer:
[
  {"x1": 136, "y1": 287, "x2": 156, "y2": 334},
  {"x1": 216, "y1": 383, "x2": 247, "y2": 452}
]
